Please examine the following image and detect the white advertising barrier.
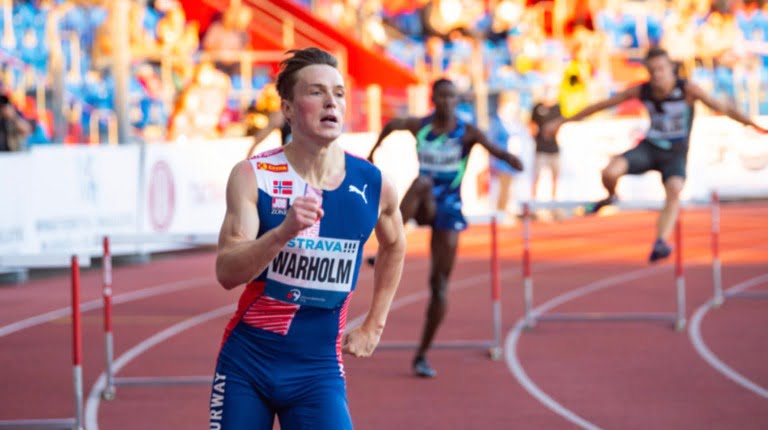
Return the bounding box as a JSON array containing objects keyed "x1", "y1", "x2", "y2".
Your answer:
[
  {"x1": 544, "y1": 115, "x2": 768, "y2": 203},
  {"x1": 0, "y1": 153, "x2": 35, "y2": 256},
  {"x1": 25, "y1": 145, "x2": 141, "y2": 255},
  {"x1": 140, "y1": 138, "x2": 254, "y2": 237}
]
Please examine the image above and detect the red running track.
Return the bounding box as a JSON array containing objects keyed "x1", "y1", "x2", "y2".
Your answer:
[{"x1": 0, "y1": 204, "x2": 766, "y2": 429}]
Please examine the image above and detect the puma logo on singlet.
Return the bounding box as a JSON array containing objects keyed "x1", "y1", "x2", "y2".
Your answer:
[{"x1": 348, "y1": 184, "x2": 367, "y2": 204}]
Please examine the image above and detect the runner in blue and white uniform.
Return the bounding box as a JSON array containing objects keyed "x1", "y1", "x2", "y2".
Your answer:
[
  {"x1": 367, "y1": 78, "x2": 524, "y2": 378},
  {"x1": 211, "y1": 47, "x2": 406, "y2": 429},
  {"x1": 545, "y1": 47, "x2": 767, "y2": 262}
]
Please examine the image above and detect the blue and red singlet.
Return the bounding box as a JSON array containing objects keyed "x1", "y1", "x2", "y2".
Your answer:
[{"x1": 209, "y1": 147, "x2": 381, "y2": 430}]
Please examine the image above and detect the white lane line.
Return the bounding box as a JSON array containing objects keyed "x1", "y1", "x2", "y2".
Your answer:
[
  {"x1": 505, "y1": 242, "x2": 768, "y2": 429},
  {"x1": 84, "y1": 304, "x2": 235, "y2": 430},
  {"x1": 688, "y1": 273, "x2": 768, "y2": 399},
  {"x1": 505, "y1": 266, "x2": 667, "y2": 430},
  {"x1": 0, "y1": 277, "x2": 213, "y2": 338}
]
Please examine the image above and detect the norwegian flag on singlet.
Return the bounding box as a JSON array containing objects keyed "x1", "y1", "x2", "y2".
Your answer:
[{"x1": 273, "y1": 180, "x2": 293, "y2": 195}]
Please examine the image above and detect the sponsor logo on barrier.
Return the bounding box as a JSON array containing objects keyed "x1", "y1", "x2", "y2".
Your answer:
[
  {"x1": 148, "y1": 160, "x2": 175, "y2": 232},
  {"x1": 257, "y1": 162, "x2": 288, "y2": 172}
]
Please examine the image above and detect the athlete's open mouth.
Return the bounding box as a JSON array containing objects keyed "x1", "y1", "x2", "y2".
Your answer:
[{"x1": 321, "y1": 114, "x2": 338, "y2": 124}]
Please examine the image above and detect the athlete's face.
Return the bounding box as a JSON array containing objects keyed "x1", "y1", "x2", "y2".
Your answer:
[
  {"x1": 646, "y1": 55, "x2": 675, "y2": 91},
  {"x1": 432, "y1": 82, "x2": 459, "y2": 117},
  {"x1": 282, "y1": 64, "x2": 346, "y2": 143}
]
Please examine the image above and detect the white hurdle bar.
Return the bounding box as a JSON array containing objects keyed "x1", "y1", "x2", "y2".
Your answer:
[
  {"x1": 99, "y1": 235, "x2": 214, "y2": 400},
  {"x1": 377, "y1": 214, "x2": 504, "y2": 360},
  {"x1": 0, "y1": 256, "x2": 85, "y2": 430},
  {"x1": 519, "y1": 198, "x2": 717, "y2": 332}
]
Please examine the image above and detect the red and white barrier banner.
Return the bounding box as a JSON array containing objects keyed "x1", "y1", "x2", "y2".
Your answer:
[{"x1": 139, "y1": 138, "x2": 253, "y2": 235}]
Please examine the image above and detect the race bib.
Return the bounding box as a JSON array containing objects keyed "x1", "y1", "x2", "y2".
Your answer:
[
  {"x1": 418, "y1": 145, "x2": 463, "y2": 173},
  {"x1": 265, "y1": 237, "x2": 359, "y2": 308}
]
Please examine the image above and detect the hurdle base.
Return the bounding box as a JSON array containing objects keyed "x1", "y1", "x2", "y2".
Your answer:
[
  {"x1": 101, "y1": 385, "x2": 116, "y2": 401},
  {"x1": 113, "y1": 252, "x2": 151, "y2": 266},
  {"x1": 378, "y1": 339, "x2": 498, "y2": 351},
  {"x1": 113, "y1": 375, "x2": 211, "y2": 387},
  {"x1": 0, "y1": 418, "x2": 75, "y2": 429},
  {"x1": 533, "y1": 312, "x2": 680, "y2": 329},
  {"x1": 726, "y1": 291, "x2": 768, "y2": 300}
]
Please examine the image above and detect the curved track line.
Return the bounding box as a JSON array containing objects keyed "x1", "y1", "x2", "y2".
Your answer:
[
  {"x1": 688, "y1": 273, "x2": 768, "y2": 399},
  {"x1": 505, "y1": 266, "x2": 667, "y2": 430},
  {"x1": 0, "y1": 277, "x2": 213, "y2": 338},
  {"x1": 505, "y1": 241, "x2": 768, "y2": 429},
  {"x1": 85, "y1": 304, "x2": 235, "y2": 430}
]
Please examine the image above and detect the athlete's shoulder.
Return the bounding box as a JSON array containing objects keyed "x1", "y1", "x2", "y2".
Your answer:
[{"x1": 345, "y1": 151, "x2": 382, "y2": 176}]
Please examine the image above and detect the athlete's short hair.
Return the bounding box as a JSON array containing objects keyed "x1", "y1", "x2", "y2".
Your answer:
[
  {"x1": 431, "y1": 78, "x2": 454, "y2": 94},
  {"x1": 276, "y1": 47, "x2": 339, "y2": 101},
  {"x1": 645, "y1": 46, "x2": 670, "y2": 63}
]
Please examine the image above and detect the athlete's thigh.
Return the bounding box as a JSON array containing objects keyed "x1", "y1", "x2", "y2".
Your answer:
[
  {"x1": 619, "y1": 141, "x2": 654, "y2": 175},
  {"x1": 660, "y1": 151, "x2": 688, "y2": 183},
  {"x1": 401, "y1": 176, "x2": 435, "y2": 225},
  {"x1": 277, "y1": 378, "x2": 352, "y2": 430},
  {"x1": 209, "y1": 367, "x2": 274, "y2": 430}
]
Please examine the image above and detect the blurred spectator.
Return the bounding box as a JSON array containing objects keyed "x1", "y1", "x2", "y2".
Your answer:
[
  {"x1": 661, "y1": 0, "x2": 699, "y2": 76},
  {"x1": 0, "y1": 95, "x2": 33, "y2": 152},
  {"x1": 696, "y1": 5, "x2": 746, "y2": 70},
  {"x1": 167, "y1": 61, "x2": 231, "y2": 140},
  {"x1": 92, "y1": 1, "x2": 160, "y2": 69},
  {"x1": 244, "y1": 83, "x2": 290, "y2": 157},
  {"x1": 490, "y1": 90, "x2": 528, "y2": 220},
  {"x1": 558, "y1": 41, "x2": 591, "y2": 118},
  {"x1": 359, "y1": 0, "x2": 389, "y2": 49},
  {"x1": 421, "y1": 0, "x2": 483, "y2": 39},
  {"x1": 487, "y1": 0, "x2": 525, "y2": 42},
  {"x1": 529, "y1": 86, "x2": 561, "y2": 202},
  {"x1": 201, "y1": 4, "x2": 252, "y2": 75}
]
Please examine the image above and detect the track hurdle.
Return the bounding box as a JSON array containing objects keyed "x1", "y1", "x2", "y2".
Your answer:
[
  {"x1": 519, "y1": 199, "x2": 714, "y2": 332},
  {"x1": 710, "y1": 191, "x2": 768, "y2": 305},
  {"x1": 99, "y1": 235, "x2": 215, "y2": 400},
  {"x1": 0, "y1": 255, "x2": 87, "y2": 430},
  {"x1": 377, "y1": 214, "x2": 504, "y2": 360}
]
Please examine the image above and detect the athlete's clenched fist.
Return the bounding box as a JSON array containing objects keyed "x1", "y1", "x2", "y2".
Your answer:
[{"x1": 276, "y1": 196, "x2": 324, "y2": 240}]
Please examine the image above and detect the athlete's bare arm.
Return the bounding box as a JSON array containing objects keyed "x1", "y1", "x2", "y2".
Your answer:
[
  {"x1": 367, "y1": 117, "x2": 424, "y2": 162},
  {"x1": 342, "y1": 173, "x2": 406, "y2": 357},
  {"x1": 467, "y1": 124, "x2": 524, "y2": 171},
  {"x1": 215, "y1": 160, "x2": 324, "y2": 289},
  {"x1": 543, "y1": 85, "x2": 642, "y2": 137},
  {"x1": 685, "y1": 82, "x2": 768, "y2": 134}
]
